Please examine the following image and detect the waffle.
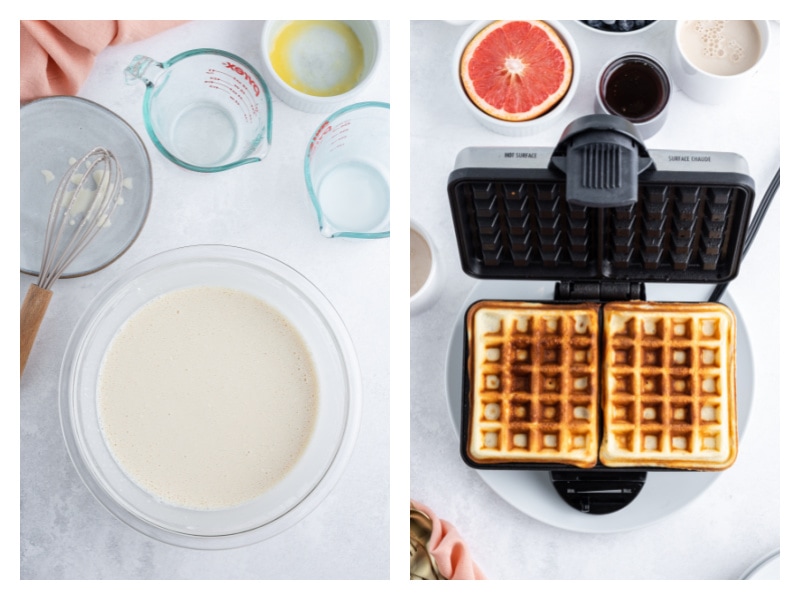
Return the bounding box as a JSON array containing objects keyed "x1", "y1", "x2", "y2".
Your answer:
[
  {"x1": 466, "y1": 301, "x2": 601, "y2": 468},
  {"x1": 600, "y1": 302, "x2": 737, "y2": 470}
]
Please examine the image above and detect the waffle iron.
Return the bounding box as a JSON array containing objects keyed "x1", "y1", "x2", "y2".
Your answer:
[{"x1": 447, "y1": 115, "x2": 756, "y2": 514}]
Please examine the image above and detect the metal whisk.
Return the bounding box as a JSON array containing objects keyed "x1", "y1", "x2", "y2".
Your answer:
[{"x1": 20, "y1": 147, "x2": 123, "y2": 376}]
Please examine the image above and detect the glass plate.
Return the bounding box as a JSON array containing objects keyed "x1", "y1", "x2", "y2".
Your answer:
[{"x1": 20, "y1": 96, "x2": 152, "y2": 277}]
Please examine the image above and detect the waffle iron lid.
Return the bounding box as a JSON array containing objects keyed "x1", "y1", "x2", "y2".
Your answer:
[{"x1": 447, "y1": 115, "x2": 756, "y2": 285}]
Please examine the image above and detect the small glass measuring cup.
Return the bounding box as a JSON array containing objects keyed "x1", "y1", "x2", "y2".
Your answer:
[
  {"x1": 304, "y1": 102, "x2": 389, "y2": 238},
  {"x1": 125, "y1": 49, "x2": 273, "y2": 172}
]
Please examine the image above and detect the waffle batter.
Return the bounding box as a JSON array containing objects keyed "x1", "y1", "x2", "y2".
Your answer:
[{"x1": 97, "y1": 286, "x2": 319, "y2": 510}]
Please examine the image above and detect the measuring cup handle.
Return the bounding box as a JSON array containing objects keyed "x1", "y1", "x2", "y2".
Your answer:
[{"x1": 124, "y1": 55, "x2": 164, "y2": 87}]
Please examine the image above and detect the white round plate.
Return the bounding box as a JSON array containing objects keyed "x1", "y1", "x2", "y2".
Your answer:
[{"x1": 444, "y1": 279, "x2": 754, "y2": 533}]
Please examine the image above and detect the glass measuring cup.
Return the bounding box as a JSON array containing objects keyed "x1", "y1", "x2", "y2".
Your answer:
[
  {"x1": 304, "y1": 102, "x2": 389, "y2": 238},
  {"x1": 125, "y1": 49, "x2": 273, "y2": 172}
]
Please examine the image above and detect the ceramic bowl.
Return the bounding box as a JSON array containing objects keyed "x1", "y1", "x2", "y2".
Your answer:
[
  {"x1": 261, "y1": 20, "x2": 383, "y2": 113},
  {"x1": 453, "y1": 20, "x2": 580, "y2": 137},
  {"x1": 575, "y1": 20, "x2": 659, "y2": 35},
  {"x1": 410, "y1": 219, "x2": 443, "y2": 315}
]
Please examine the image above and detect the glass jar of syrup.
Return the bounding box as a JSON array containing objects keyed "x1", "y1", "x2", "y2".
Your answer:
[{"x1": 596, "y1": 53, "x2": 671, "y2": 138}]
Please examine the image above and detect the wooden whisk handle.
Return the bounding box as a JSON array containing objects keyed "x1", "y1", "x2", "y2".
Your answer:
[{"x1": 20, "y1": 283, "x2": 53, "y2": 377}]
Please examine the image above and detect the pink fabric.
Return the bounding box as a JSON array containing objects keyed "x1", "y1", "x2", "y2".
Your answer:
[
  {"x1": 20, "y1": 20, "x2": 188, "y2": 103},
  {"x1": 412, "y1": 500, "x2": 486, "y2": 580}
]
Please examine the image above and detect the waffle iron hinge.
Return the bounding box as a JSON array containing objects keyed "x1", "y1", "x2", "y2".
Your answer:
[
  {"x1": 552, "y1": 277, "x2": 647, "y2": 515},
  {"x1": 555, "y1": 280, "x2": 645, "y2": 302}
]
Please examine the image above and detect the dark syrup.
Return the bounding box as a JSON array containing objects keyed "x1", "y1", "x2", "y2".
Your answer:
[{"x1": 601, "y1": 57, "x2": 668, "y2": 122}]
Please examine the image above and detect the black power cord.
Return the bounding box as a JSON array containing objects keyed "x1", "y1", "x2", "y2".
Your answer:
[{"x1": 708, "y1": 168, "x2": 780, "y2": 302}]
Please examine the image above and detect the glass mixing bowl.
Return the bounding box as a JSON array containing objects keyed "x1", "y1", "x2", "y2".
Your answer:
[{"x1": 59, "y1": 245, "x2": 361, "y2": 549}]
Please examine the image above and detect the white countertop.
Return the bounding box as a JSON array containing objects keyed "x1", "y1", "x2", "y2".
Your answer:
[
  {"x1": 20, "y1": 20, "x2": 389, "y2": 579},
  {"x1": 17, "y1": 19, "x2": 786, "y2": 582},
  {"x1": 410, "y1": 20, "x2": 781, "y2": 580}
]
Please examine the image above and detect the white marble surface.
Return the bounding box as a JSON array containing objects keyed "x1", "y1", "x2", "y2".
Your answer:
[
  {"x1": 410, "y1": 20, "x2": 781, "y2": 579},
  {"x1": 20, "y1": 20, "x2": 389, "y2": 579}
]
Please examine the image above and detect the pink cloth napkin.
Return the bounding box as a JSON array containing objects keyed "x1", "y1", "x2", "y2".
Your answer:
[
  {"x1": 20, "y1": 20, "x2": 188, "y2": 103},
  {"x1": 412, "y1": 500, "x2": 486, "y2": 580}
]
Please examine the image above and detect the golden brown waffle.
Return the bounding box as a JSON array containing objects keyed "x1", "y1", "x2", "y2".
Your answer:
[
  {"x1": 600, "y1": 302, "x2": 737, "y2": 470},
  {"x1": 466, "y1": 301, "x2": 601, "y2": 468}
]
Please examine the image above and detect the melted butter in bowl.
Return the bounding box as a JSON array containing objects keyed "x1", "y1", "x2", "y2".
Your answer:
[
  {"x1": 269, "y1": 20, "x2": 364, "y2": 97},
  {"x1": 261, "y1": 20, "x2": 382, "y2": 113}
]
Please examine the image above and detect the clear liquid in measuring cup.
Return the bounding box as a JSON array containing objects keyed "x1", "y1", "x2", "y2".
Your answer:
[
  {"x1": 317, "y1": 161, "x2": 388, "y2": 233},
  {"x1": 170, "y1": 102, "x2": 237, "y2": 167}
]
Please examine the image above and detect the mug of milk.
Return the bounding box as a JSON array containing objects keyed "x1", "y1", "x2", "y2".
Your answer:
[
  {"x1": 670, "y1": 20, "x2": 771, "y2": 104},
  {"x1": 410, "y1": 219, "x2": 442, "y2": 315}
]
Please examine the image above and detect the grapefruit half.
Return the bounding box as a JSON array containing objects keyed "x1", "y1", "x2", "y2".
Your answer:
[{"x1": 460, "y1": 20, "x2": 573, "y2": 122}]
